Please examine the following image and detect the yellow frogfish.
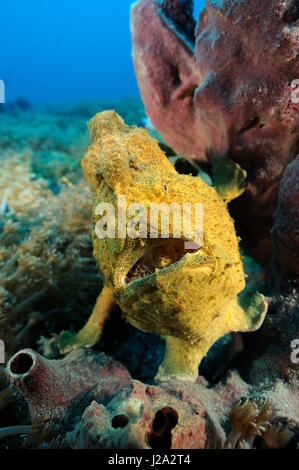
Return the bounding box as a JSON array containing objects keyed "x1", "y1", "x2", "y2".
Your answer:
[{"x1": 58, "y1": 111, "x2": 267, "y2": 382}]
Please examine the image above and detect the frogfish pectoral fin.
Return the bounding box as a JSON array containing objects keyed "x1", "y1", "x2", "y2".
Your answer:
[
  {"x1": 224, "y1": 291, "x2": 268, "y2": 334},
  {"x1": 237, "y1": 290, "x2": 268, "y2": 332},
  {"x1": 213, "y1": 158, "x2": 247, "y2": 204}
]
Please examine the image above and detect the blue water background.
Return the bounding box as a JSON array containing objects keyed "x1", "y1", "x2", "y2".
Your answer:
[{"x1": 0, "y1": 0, "x2": 205, "y2": 104}]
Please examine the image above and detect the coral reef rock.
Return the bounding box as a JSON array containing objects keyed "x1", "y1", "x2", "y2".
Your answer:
[
  {"x1": 5, "y1": 349, "x2": 248, "y2": 449},
  {"x1": 66, "y1": 379, "x2": 223, "y2": 449},
  {"x1": 6, "y1": 349, "x2": 297, "y2": 449},
  {"x1": 6, "y1": 348, "x2": 131, "y2": 424},
  {"x1": 233, "y1": 156, "x2": 299, "y2": 389},
  {"x1": 131, "y1": 0, "x2": 299, "y2": 263},
  {"x1": 272, "y1": 156, "x2": 299, "y2": 275}
]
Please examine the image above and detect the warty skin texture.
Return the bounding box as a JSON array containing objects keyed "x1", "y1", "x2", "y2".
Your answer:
[{"x1": 59, "y1": 111, "x2": 267, "y2": 382}]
